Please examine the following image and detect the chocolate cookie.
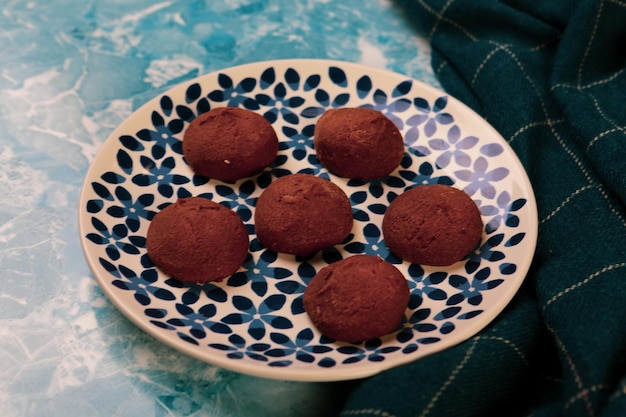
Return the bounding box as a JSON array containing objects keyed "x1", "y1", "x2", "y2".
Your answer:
[
  {"x1": 382, "y1": 184, "x2": 483, "y2": 266},
  {"x1": 146, "y1": 197, "x2": 249, "y2": 283},
  {"x1": 182, "y1": 107, "x2": 278, "y2": 182},
  {"x1": 314, "y1": 107, "x2": 404, "y2": 179},
  {"x1": 254, "y1": 173, "x2": 353, "y2": 256},
  {"x1": 303, "y1": 255, "x2": 410, "y2": 342}
]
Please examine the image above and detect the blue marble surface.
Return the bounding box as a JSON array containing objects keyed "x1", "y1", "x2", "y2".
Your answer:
[{"x1": 0, "y1": 1, "x2": 438, "y2": 416}]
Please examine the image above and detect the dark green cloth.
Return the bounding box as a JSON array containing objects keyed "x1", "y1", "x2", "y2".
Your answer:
[{"x1": 341, "y1": 1, "x2": 626, "y2": 416}]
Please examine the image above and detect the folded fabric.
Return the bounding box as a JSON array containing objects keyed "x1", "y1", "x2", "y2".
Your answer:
[{"x1": 341, "y1": 1, "x2": 626, "y2": 416}]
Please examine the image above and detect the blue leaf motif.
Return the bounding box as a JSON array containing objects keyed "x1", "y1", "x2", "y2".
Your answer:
[
  {"x1": 304, "y1": 74, "x2": 321, "y2": 90},
  {"x1": 474, "y1": 267, "x2": 491, "y2": 281},
  {"x1": 357, "y1": 75, "x2": 372, "y2": 98},
  {"x1": 486, "y1": 279, "x2": 504, "y2": 289},
  {"x1": 284, "y1": 68, "x2": 300, "y2": 90},
  {"x1": 205, "y1": 285, "x2": 228, "y2": 303},
  {"x1": 417, "y1": 337, "x2": 441, "y2": 344},
  {"x1": 91, "y1": 216, "x2": 109, "y2": 232},
  {"x1": 92, "y1": 182, "x2": 112, "y2": 200},
  {"x1": 153, "y1": 288, "x2": 175, "y2": 301},
  {"x1": 506, "y1": 233, "x2": 525, "y2": 246},
  {"x1": 290, "y1": 296, "x2": 305, "y2": 315},
  {"x1": 332, "y1": 93, "x2": 350, "y2": 107},
  {"x1": 318, "y1": 358, "x2": 336, "y2": 368},
  {"x1": 480, "y1": 143, "x2": 504, "y2": 157},
  {"x1": 500, "y1": 263, "x2": 517, "y2": 275},
  {"x1": 116, "y1": 149, "x2": 133, "y2": 174},
  {"x1": 99, "y1": 258, "x2": 119, "y2": 276},
  {"x1": 260, "y1": 294, "x2": 286, "y2": 313},
  {"x1": 329, "y1": 66, "x2": 347, "y2": 87},
  {"x1": 414, "y1": 97, "x2": 429, "y2": 111},
  {"x1": 458, "y1": 310, "x2": 483, "y2": 320},
  {"x1": 368, "y1": 203, "x2": 387, "y2": 215},
  {"x1": 350, "y1": 191, "x2": 368, "y2": 205},
  {"x1": 446, "y1": 293, "x2": 465, "y2": 306},
  {"x1": 151, "y1": 110, "x2": 164, "y2": 129},
  {"x1": 434, "y1": 96, "x2": 448, "y2": 112},
  {"x1": 196, "y1": 98, "x2": 211, "y2": 115},
  {"x1": 186, "y1": 83, "x2": 202, "y2": 103},
  {"x1": 260, "y1": 67, "x2": 276, "y2": 88},
  {"x1": 389, "y1": 98, "x2": 411, "y2": 113},
  {"x1": 119, "y1": 135, "x2": 143, "y2": 152},
  {"x1": 276, "y1": 281, "x2": 305, "y2": 295},
  {"x1": 221, "y1": 313, "x2": 247, "y2": 325},
  {"x1": 160, "y1": 95, "x2": 173, "y2": 116},
  {"x1": 101, "y1": 172, "x2": 126, "y2": 184},
  {"x1": 240, "y1": 77, "x2": 257, "y2": 92},
  {"x1": 145, "y1": 308, "x2": 167, "y2": 319},
  {"x1": 233, "y1": 295, "x2": 255, "y2": 313},
  {"x1": 176, "y1": 105, "x2": 194, "y2": 122},
  {"x1": 86, "y1": 200, "x2": 103, "y2": 214},
  {"x1": 434, "y1": 307, "x2": 461, "y2": 320},
  {"x1": 269, "y1": 316, "x2": 293, "y2": 329},
  {"x1": 426, "y1": 271, "x2": 447, "y2": 285},
  {"x1": 315, "y1": 89, "x2": 330, "y2": 106},
  {"x1": 449, "y1": 274, "x2": 468, "y2": 288},
  {"x1": 511, "y1": 198, "x2": 527, "y2": 211},
  {"x1": 218, "y1": 73, "x2": 233, "y2": 89},
  {"x1": 363, "y1": 223, "x2": 381, "y2": 239},
  {"x1": 86, "y1": 233, "x2": 106, "y2": 244},
  {"x1": 393, "y1": 80, "x2": 412, "y2": 97}
]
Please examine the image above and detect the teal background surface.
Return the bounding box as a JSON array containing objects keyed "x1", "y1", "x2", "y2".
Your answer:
[{"x1": 0, "y1": 1, "x2": 437, "y2": 416}]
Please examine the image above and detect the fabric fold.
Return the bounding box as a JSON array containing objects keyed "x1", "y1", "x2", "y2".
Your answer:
[{"x1": 341, "y1": 1, "x2": 626, "y2": 416}]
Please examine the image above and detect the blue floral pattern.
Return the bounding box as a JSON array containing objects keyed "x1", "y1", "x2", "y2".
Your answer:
[{"x1": 79, "y1": 60, "x2": 537, "y2": 381}]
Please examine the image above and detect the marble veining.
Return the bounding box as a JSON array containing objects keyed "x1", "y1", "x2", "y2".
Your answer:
[{"x1": 0, "y1": 0, "x2": 437, "y2": 416}]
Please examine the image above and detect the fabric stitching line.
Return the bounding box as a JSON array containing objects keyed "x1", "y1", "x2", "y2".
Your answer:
[
  {"x1": 547, "y1": 325, "x2": 595, "y2": 416},
  {"x1": 544, "y1": 181, "x2": 624, "y2": 230},
  {"x1": 415, "y1": 0, "x2": 478, "y2": 42},
  {"x1": 471, "y1": 43, "x2": 507, "y2": 85},
  {"x1": 538, "y1": 107, "x2": 625, "y2": 227},
  {"x1": 472, "y1": 38, "x2": 557, "y2": 84},
  {"x1": 428, "y1": 0, "x2": 456, "y2": 39},
  {"x1": 341, "y1": 409, "x2": 396, "y2": 417},
  {"x1": 475, "y1": 42, "x2": 566, "y2": 141},
  {"x1": 551, "y1": 68, "x2": 625, "y2": 91},
  {"x1": 478, "y1": 43, "x2": 570, "y2": 157},
  {"x1": 469, "y1": 22, "x2": 626, "y2": 232},
  {"x1": 475, "y1": 335, "x2": 529, "y2": 366},
  {"x1": 607, "y1": 0, "x2": 626, "y2": 7},
  {"x1": 471, "y1": 43, "x2": 622, "y2": 229},
  {"x1": 582, "y1": 89, "x2": 625, "y2": 132},
  {"x1": 595, "y1": 186, "x2": 626, "y2": 227},
  {"x1": 540, "y1": 184, "x2": 595, "y2": 224},
  {"x1": 564, "y1": 384, "x2": 611, "y2": 411},
  {"x1": 608, "y1": 379, "x2": 626, "y2": 402},
  {"x1": 543, "y1": 262, "x2": 626, "y2": 310},
  {"x1": 508, "y1": 118, "x2": 565, "y2": 144},
  {"x1": 418, "y1": 338, "x2": 479, "y2": 417},
  {"x1": 435, "y1": 60, "x2": 448, "y2": 76},
  {"x1": 530, "y1": 35, "x2": 561, "y2": 52},
  {"x1": 541, "y1": 111, "x2": 593, "y2": 188},
  {"x1": 586, "y1": 126, "x2": 626, "y2": 151},
  {"x1": 577, "y1": 0, "x2": 604, "y2": 88}
]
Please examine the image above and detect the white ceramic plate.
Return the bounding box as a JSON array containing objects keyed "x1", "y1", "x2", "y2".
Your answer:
[{"x1": 78, "y1": 59, "x2": 537, "y2": 382}]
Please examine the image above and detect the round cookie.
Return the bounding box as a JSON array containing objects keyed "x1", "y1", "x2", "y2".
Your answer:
[
  {"x1": 146, "y1": 197, "x2": 249, "y2": 283},
  {"x1": 303, "y1": 255, "x2": 410, "y2": 342},
  {"x1": 382, "y1": 184, "x2": 483, "y2": 266},
  {"x1": 182, "y1": 107, "x2": 278, "y2": 182},
  {"x1": 314, "y1": 107, "x2": 404, "y2": 179},
  {"x1": 254, "y1": 173, "x2": 353, "y2": 257}
]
